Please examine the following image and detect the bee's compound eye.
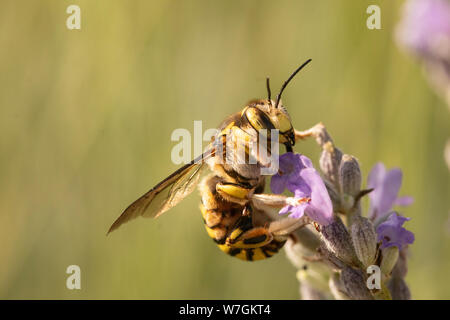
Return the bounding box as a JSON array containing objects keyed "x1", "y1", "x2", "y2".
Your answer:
[{"x1": 245, "y1": 107, "x2": 275, "y2": 131}]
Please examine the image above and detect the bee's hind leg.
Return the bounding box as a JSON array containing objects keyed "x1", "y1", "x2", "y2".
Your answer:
[
  {"x1": 225, "y1": 215, "x2": 273, "y2": 249},
  {"x1": 225, "y1": 207, "x2": 310, "y2": 250}
]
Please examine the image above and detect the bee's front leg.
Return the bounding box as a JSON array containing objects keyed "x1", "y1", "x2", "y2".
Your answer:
[
  {"x1": 215, "y1": 182, "x2": 253, "y2": 206},
  {"x1": 294, "y1": 122, "x2": 335, "y2": 149}
]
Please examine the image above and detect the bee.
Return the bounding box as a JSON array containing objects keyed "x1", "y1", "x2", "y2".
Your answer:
[{"x1": 108, "y1": 59, "x2": 312, "y2": 261}]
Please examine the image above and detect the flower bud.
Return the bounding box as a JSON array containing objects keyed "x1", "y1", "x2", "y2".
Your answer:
[
  {"x1": 340, "y1": 267, "x2": 374, "y2": 300},
  {"x1": 319, "y1": 141, "x2": 343, "y2": 189},
  {"x1": 284, "y1": 238, "x2": 313, "y2": 270},
  {"x1": 339, "y1": 154, "x2": 361, "y2": 197},
  {"x1": 320, "y1": 217, "x2": 360, "y2": 267},
  {"x1": 299, "y1": 281, "x2": 329, "y2": 300},
  {"x1": 373, "y1": 282, "x2": 392, "y2": 300},
  {"x1": 393, "y1": 247, "x2": 409, "y2": 278},
  {"x1": 285, "y1": 239, "x2": 331, "y2": 277},
  {"x1": 380, "y1": 246, "x2": 399, "y2": 276},
  {"x1": 329, "y1": 273, "x2": 350, "y2": 300},
  {"x1": 340, "y1": 194, "x2": 355, "y2": 214},
  {"x1": 317, "y1": 245, "x2": 346, "y2": 271},
  {"x1": 387, "y1": 276, "x2": 411, "y2": 300},
  {"x1": 324, "y1": 179, "x2": 341, "y2": 211},
  {"x1": 351, "y1": 215, "x2": 378, "y2": 268}
]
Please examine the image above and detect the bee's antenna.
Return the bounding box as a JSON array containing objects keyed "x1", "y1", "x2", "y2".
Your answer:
[
  {"x1": 266, "y1": 77, "x2": 272, "y2": 104},
  {"x1": 275, "y1": 59, "x2": 312, "y2": 109}
]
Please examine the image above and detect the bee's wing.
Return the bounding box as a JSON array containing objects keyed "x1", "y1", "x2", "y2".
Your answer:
[{"x1": 108, "y1": 149, "x2": 214, "y2": 234}]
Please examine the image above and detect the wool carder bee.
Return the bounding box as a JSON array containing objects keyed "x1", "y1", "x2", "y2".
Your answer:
[{"x1": 108, "y1": 59, "x2": 313, "y2": 261}]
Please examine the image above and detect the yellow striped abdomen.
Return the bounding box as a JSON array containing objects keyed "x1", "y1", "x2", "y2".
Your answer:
[{"x1": 199, "y1": 177, "x2": 286, "y2": 261}]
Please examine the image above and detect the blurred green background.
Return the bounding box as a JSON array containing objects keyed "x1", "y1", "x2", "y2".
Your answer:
[{"x1": 0, "y1": 0, "x2": 449, "y2": 299}]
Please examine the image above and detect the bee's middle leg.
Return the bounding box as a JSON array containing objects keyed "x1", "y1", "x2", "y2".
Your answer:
[
  {"x1": 215, "y1": 181, "x2": 309, "y2": 209},
  {"x1": 250, "y1": 193, "x2": 310, "y2": 210}
]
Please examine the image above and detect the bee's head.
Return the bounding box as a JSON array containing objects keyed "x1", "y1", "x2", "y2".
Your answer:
[
  {"x1": 242, "y1": 59, "x2": 312, "y2": 151},
  {"x1": 242, "y1": 99, "x2": 295, "y2": 148}
]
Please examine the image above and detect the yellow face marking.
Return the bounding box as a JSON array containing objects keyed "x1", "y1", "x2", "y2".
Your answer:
[{"x1": 277, "y1": 113, "x2": 293, "y2": 133}]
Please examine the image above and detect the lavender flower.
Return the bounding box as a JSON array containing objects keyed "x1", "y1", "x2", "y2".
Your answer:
[
  {"x1": 396, "y1": 0, "x2": 450, "y2": 106},
  {"x1": 270, "y1": 152, "x2": 312, "y2": 194},
  {"x1": 272, "y1": 153, "x2": 334, "y2": 226},
  {"x1": 367, "y1": 163, "x2": 413, "y2": 221},
  {"x1": 376, "y1": 213, "x2": 415, "y2": 249},
  {"x1": 279, "y1": 123, "x2": 416, "y2": 300},
  {"x1": 397, "y1": 0, "x2": 450, "y2": 55}
]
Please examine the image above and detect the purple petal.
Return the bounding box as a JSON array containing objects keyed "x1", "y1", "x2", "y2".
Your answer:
[
  {"x1": 279, "y1": 204, "x2": 293, "y2": 215},
  {"x1": 397, "y1": 0, "x2": 450, "y2": 55},
  {"x1": 279, "y1": 202, "x2": 308, "y2": 219},
  {"x1": 376, "y1": 213, "x2": 415, "y2": 249},
  {"x1": 293, "y1": 184, "x2": 312, "y2": 198},
  {"x1": 395, "y1": 196, "x2": 414, "y2": 207},
  {"x1": 270, "y1": 152, "x2": 307, "y2": 194},
  {"x1": 300, "y1": 168, "x2": 334, "y2": 226},
  {"x1": 300, "y1": 155, "x2": 313, "y2": 168},
  {"x1": 279, "y1": 152, "x2": 301, "y2": 173},
  {"x1": 368, "y1": 163, "x2": 405, "y2": 220},
  {"x1": 270, "y1": 174, "x2": 287, "y2": 194},
  {"x1": 287, "y1": 202, "x2": 308, "y2": 219},
  {"x1": 367, "y1": 162, "x2": 386, "y2": 190},
  {"x1": 399, "y1": 228, "x2": 415, "y2": 246},
  {"x1": 377, "y1": 168, "x2": 403, "y2": 216}
]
